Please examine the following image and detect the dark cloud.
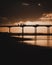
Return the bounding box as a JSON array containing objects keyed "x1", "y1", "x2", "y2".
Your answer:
[
  {"x1": 0, "y1": 17, "x2": 9, "y2": 24},
  {"x1": 22, "y1": 2, "x2": 30, "y2": 6},
  {"x1": 0, "y1": 0, "x2": 52, "y2": 24}
]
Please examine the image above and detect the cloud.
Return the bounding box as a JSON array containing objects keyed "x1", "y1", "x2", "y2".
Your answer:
[
  {"x1": 22, "y1": 2, "x2": 30, "y2": 6},
  {"x1": 0, "y1": 17, "x2": 9, "y2": 24},
  {"x1": 0, "y1": 17, "x2": 8, "y2": 20}
]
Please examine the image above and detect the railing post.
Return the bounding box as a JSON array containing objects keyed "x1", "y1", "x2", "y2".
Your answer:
[
  {"x1": 22, "y1": 25, "x2": 24, "y2": 43},
  {"x1": 9, "y1": 27, "x2": 11, "y2": 33},
  {"x1": 34, "y1": 25, "x2": 38, "y2": 45},
  {"x1": 47, "y1": 25, "x2": 50, "y2": 46},
  {"x1": 35, "y1": 27, "x2": 36, "y2": 45}
]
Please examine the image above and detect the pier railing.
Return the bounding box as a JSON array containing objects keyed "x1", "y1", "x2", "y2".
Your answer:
[{"x1": 0, "y1": 24, "x2": 52, "y2": 46}]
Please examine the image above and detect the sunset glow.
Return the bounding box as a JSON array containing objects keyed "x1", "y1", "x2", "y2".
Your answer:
[
  {"x1": 25, "y1": 21, "x2": 33, "y2": 25},
  {"x1": 0, "y1": 13, "x2": 52, "y2": 47}
]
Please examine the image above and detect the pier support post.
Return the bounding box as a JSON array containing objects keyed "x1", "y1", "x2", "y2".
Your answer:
[{"x1": 47, "y1": 26, "x2": 50, "y2": 46}]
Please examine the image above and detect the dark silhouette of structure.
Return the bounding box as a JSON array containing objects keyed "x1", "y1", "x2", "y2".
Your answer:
[{"x1": 0, "y1": 24, "x2": 52, "y2": 46}]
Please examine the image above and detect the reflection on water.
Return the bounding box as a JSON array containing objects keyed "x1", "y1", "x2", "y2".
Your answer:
[
  {"x1": 36, "y1": 40, "x2": 47, "y2": 46},
  {"x1": 0, "y1": 21, "x2": 52, "y2": 47},
  {"x1": 49, "y1": 40, "x2": 52, "y2": 46},
  {"x1": 37, "y1": 36, "x2": 47, "y2": 40},
  {"x1": 24, "y1": 40, "x2": 35, "y2": 45},
  {"x1": 10, "y1": 26, "x2": 52, "y2": 47},
  {"x1": 50, "y1": 36, "x2": 52, "y2": 40},
  {"x1": 50, "y1": 27, "x2": 52, "y2": 33}
]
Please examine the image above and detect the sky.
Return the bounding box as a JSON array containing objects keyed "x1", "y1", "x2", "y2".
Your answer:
[{"x1": 0, "y1": 0, "x2": 52, "y2": 24}]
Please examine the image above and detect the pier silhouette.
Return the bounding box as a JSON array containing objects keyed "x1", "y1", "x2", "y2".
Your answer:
[{"x1": 0, "y1": 24, "x2": 52, "y2": 46}]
